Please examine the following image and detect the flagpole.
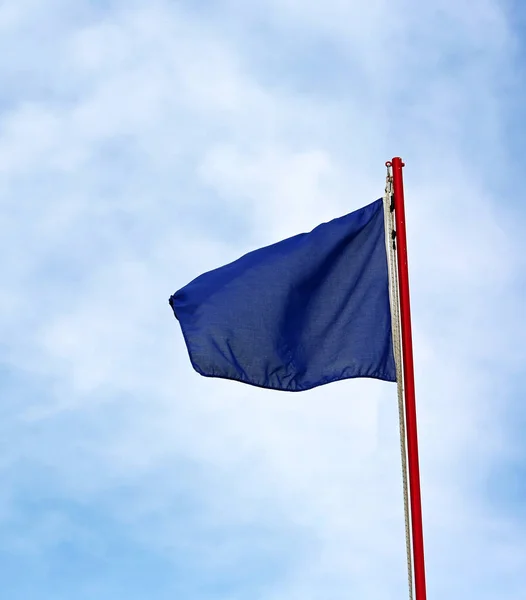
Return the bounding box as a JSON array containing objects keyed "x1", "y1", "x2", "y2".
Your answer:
[{"x1": 391, "y1": 157, "x2": 427, "y2": 600}]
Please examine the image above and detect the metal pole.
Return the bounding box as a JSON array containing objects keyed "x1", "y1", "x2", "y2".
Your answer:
[{"x1": 391, "y1": 157, "x2": 427, "y2": 600}]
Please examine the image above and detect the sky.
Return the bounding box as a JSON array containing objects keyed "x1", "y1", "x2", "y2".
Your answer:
[{"x1": 1, "y1": 0, "x2": 526, "y2": 598}]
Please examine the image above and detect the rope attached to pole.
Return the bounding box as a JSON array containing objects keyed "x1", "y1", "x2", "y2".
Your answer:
[{"x1": 384, "y1": 164, "x2": 413, "y2": 600}]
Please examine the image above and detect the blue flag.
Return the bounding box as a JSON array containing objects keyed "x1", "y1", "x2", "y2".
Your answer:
[{"x1": 170, "y1": 198, "x2": 396, "y2": 392}]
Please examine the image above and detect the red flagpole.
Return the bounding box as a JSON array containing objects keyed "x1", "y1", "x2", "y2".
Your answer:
[{"x1": 391, "y1": 157, "x2": 427, "y2": 600}]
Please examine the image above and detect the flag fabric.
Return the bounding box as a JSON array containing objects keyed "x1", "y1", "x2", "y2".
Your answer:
[{"x1": 169, "y1": 198, "x2": 396, "y2": 392}]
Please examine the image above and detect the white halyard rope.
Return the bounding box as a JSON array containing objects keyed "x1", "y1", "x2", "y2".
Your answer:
[{"x1": 383, "y1": 170, "x2": 413, "y2": 600}]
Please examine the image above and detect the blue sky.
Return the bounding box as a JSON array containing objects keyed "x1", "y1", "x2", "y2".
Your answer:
[{"x1": 1, "y1": 0, "x2": 526, "y2": 598}]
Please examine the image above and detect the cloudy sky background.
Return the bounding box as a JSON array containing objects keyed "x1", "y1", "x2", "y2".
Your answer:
[{"x1": 1, "y1": 0, "x2": 526, "y2": 598}]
